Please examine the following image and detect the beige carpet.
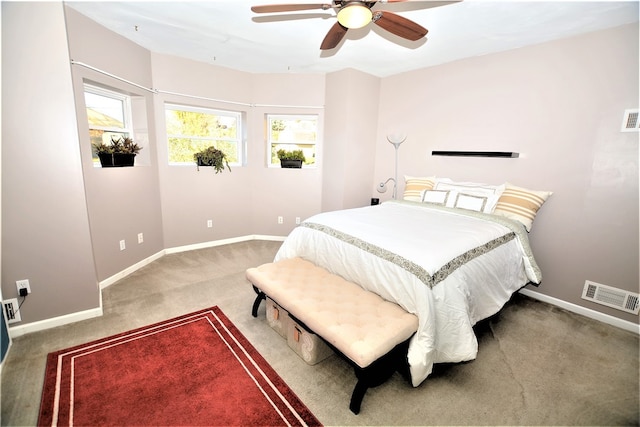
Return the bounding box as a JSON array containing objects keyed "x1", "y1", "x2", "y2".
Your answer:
[{"x1": 1, "y1": 240, "x2": 638, "y2": 426}]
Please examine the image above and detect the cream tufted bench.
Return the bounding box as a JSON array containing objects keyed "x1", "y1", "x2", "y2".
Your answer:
[{"x1": 246, "y1": 257, "x2": 418, "y2": 414}]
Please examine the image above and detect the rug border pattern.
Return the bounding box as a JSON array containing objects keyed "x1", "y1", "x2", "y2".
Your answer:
[{"x1": 38, "y1": 306, "x2": 320, "y2": 427}]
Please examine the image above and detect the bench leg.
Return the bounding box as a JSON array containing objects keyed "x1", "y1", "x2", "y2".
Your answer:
[
  {"x1": 349, "y1": 381, "x2": 369, "y2": 415},
  {"x1": 349, "y1": 360, "x2": 396, "y2": 415},
  {"x1": 348, "y1": 338, "x2": 412, "y2": 415},
  {"x1": 251, "y1": 285, "x2": 266, "y2": 318}
]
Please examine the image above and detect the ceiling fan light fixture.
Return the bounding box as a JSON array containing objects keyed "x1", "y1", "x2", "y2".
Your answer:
[{"x1": 337, "y1": 3, "x2": 372, "y2": 29}]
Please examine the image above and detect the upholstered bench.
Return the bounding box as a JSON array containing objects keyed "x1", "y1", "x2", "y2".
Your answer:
[{"x1": 246, "y1": 257, "x2": 419, "y2": 414}]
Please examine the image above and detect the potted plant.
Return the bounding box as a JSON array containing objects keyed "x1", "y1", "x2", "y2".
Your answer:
[
  {"x1": 193, "y1": 146, "x2": 231, "y2": 173},
  {"x1": 93, "y1": 141, "x2": 115, "y2": 167},
  {"x1": 93, "y1": 136, "x2": 142, "y2": 167},
  {"x1": 112, "y1": 136, "x2": 142, "y2": 167},
  {"x1": 277, "y1": 149, "x2": 305, "y2": 168}
]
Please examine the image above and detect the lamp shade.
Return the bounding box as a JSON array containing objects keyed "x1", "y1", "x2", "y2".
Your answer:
[
  {"x1": 387, "y1": 132, "x2": 407, "y2": 144},
  {"x1": 377, "y1": 178, "x2": 396, "y2": 196},
  {"x1": 337, "y1": 3, "x2": 372, "y2": 29}
]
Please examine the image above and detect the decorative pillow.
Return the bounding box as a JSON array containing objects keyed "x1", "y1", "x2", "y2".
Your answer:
[
  {"x1": 434, "y1": 181, "x2": 505, "y2": 213},
  {"x1": 403, "y1": 176, "x2": 436, "y2": 202},
  {"x1": 453, "y1": 193, "x2": 488, "y2": 212},
  {"x1": 493, "y1": 183, "x2": 552, "y2": 232},
  {"x1": 421, "y1": 189, "x2": 451, "y2": 206}
]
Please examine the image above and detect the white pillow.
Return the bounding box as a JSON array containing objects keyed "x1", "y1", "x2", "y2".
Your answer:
[
  {"x1": 434, "y1": 181, "x2": 505, "y2": 213},
  {"x1": 421, "y1": 189, "x2": 452, "y2": 206},
  {"x1": 453, "y1": 193, "x2": 488, "y2": 212}
]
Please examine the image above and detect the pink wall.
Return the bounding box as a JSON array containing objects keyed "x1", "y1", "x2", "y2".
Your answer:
[
  {"x1": 150, "y1": 54, "x2": 326, "y2": 247},
  {"x1": 65, "y1": 8, "x2": 165, "y2": 281},
  {"x1": 375, "y1": 23, "x2": 639, "y2": 322},
  {"x1": 323, "y1": 69, "x2": 380, "y2": 211},
  {"x1": 2, "y1": 3, "x2": 99, "y2": 322},
  {"x1": 2, "y1": 3, "x2": 637, "y2": 329}
]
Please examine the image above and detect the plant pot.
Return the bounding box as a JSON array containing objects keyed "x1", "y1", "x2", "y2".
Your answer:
[
  {"x1": 98, "y1": 153, "x2": 114, "y2": 167},
  {"x1": 196, "y1": 157, "x2": 212, "y2": 171},
  {"x1": 280, "y1": 159, "x2": 303, "y2": 168},
  {"x1": 113, "y1": 153, "x2": 136, "y2": 167},
  {"x1": 196, "y1": 158, "x2": 213, "y2": 167}
]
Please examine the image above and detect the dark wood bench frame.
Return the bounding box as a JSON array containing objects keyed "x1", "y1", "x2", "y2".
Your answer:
[{"x1": 251, "y1": 286, "x2": 413, "y2": 414}]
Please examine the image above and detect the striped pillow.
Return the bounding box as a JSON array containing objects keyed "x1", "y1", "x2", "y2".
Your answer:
[
  {"x1": 493, "y1": 183, "x2": 552, "y2": 231},
  {"x1": 403, "y1": 176, "x2": 436, "y2": 202}
]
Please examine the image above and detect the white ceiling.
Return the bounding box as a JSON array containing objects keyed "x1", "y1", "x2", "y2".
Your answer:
[{"x1": 65, "y1": 0, "x2": 639, "y2": 78}]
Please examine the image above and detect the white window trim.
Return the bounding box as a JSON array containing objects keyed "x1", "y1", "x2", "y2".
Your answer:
[
  {"x1": 165, "y1": 103, "x2": 243, "y2": 167},
  {"x1": 84, "y1": 83, "x2": 133, "y2": 135},
  {"x1": 267, "y1": 114, "x2": 319, "y2": 168},
  {"x1": 84, "y1": 84, "x2": 134, "y2": 167}
]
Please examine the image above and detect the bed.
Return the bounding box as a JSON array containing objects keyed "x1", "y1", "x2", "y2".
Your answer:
[{"x1": 274, "y1": 179, "x2": 549, "y2": 387}]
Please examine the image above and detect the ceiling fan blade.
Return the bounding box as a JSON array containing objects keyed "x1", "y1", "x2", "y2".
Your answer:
[
  {"x1": 251, "y1": 4, "x2": 331, "y2": 13},
  {"x1": 320, "y1": 21, "x2": 348, "y2": 50},
  {"x1": 372, "y1": 10, "x2": 427, "y2": 41}
]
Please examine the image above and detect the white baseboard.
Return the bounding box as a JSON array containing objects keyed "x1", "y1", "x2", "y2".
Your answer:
[
  {"x1": 165, "y1": 234, "x2": 286, "y2": 255},
  {"x1": 100, "y1": 235, "x2": 286, "y2": 288},
  {"x1": 100, "y1": 249, "x2": 165, "y2": 289},
  {"x1": 252, "y1": 234, "x2": 287, "y2": 242},
  {"x1": 8, "y1": 236, "x2": 286, "y2": 338},
  {"x1": 519, "y1": 288, "x2": 639, "y2": 335},
  {"x1": 8, "y1": 306, "x2": 103, "y2": 338}
]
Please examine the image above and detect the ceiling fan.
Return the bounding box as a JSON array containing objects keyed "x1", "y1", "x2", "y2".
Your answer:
[{"x1": 251, "y1": 1, "x2": 450, "y2": 50}]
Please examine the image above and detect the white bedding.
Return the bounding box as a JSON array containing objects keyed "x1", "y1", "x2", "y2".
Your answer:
[{"x1": 274, "y1": 200, "x2": 541, "y2": 386}]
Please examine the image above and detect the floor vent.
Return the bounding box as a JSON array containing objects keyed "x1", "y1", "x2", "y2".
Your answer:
[
  {"x1": 621, "y1": 109, "x2": 639, "y2": 132},
  {"x1": 582, "y1": 281, "x2": 639, "y2": 315}
]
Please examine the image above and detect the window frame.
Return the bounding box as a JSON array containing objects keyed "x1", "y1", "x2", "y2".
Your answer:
[
  {"x1": 266, "y1": 114, "x2": 319, "y2": 168},
  {"x1": 165, "y1": 103, "x2": 244, "y2": 167},
  {"x1": 84, "y1": 84, "x2": 133, "y2": 166}
]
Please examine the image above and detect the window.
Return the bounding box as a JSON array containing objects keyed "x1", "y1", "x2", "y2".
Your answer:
[
  {"x1": 267, "y1": 114, "x2": 318, "y2": 167},
  {"x1": 84, "y1": 84, "x2": 132, "y2": 165},
  {"x1": 165, "y1": 104, "x2": 243, "y2": 166}
]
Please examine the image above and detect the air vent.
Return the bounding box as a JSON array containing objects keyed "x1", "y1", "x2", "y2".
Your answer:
[
  {"x1": 621, "y1": 109, "x2": 639, "y2": 132},
  {"x1": 582, "y1": 281, "x2": 639, "y2": 315}
]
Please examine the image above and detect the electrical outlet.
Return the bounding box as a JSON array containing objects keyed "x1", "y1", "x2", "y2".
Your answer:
[
  {"x1": 16, "y1": 279, "x2": 31, "y2": 295},
  {"x1": 277, "y1": 216, "x2": 283, "y2": 224},
  {"x1": 295, "y1": 217, "x2": 301, "y2": 225},
  {"x1": 4, "y1": 298, "x2": 21, "y2": 323},
  {"x1": 138, "y1": 233, "x2": 144, "y2": 244},
  {"x1": 207, "y1": 220, "x2": 213, "y2": 228},
  {"x1": 119, "y1": 240, "x2": 126, "y2": 251}
]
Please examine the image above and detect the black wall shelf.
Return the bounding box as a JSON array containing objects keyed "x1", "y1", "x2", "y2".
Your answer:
[{"x1": 432, "y1": 151, "x2": 519, "y2": 158}]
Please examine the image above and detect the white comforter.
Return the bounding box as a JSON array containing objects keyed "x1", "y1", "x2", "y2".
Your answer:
[{"x1": 274, "y1": 200, "x2": 541, "y2": 386}]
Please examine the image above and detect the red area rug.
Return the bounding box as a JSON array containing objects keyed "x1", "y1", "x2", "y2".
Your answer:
[{"x1": 38, "y1": 306, "x2": 321, "y2": 426}]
